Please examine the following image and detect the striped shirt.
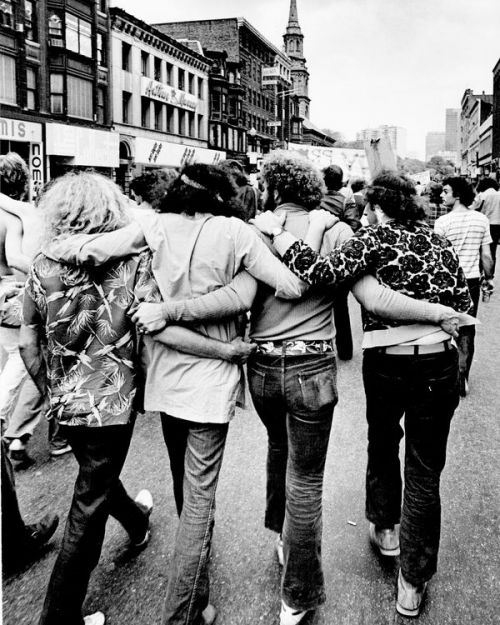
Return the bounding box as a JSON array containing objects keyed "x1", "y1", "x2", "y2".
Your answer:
[{"x1": 434, "y1": 208, "x2": 492, "y2": 279}]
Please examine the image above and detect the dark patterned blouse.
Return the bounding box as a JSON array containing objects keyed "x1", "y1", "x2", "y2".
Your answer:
[
  {"x1": 282, "y1": 221, "x2": 472, "y2": 332},
  {"x1": 24, "y1": 251, "x2": 160, "y2": 427}
]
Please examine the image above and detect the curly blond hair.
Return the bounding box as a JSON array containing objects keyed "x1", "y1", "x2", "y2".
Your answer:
[
  {"x1": 261, "y1": 150, "x2": 326, "y2": 210},
  {"x1": 38, "y1": 172, "x2": 131, "y2": 244}
]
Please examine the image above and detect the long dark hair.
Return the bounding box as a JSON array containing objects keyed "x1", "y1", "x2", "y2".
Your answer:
[
  {"x1": 365, "y1": 171, "x2": 426, "y2": 222},
  {"x1": 158, "y1": 163, "x2": 245, "y2": 218}
]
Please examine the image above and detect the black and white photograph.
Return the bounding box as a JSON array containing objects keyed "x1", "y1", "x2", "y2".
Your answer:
[{"x1": 0, "y1": 1, "x2": 498, "y2": 624}]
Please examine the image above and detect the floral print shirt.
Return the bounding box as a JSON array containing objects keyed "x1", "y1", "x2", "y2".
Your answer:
[
  {"x1": 282, "y1": 221, "x2": 472, "y2": 333},
  {"x1": 23, "y1": 251, "x2": 160, "y2": 427}
]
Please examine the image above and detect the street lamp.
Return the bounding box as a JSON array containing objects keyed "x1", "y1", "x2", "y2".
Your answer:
[{"x1": 248, "y1": 126, "x2": 257, "y2": 152}]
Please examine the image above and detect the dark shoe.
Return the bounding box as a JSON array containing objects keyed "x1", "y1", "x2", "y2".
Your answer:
[
  {"x1": 131, "y1": 489, "x2": 153, "y2": 548},
  {"x1": 26, "y1": 513, "x2": 59, "y2": 551},
  {"x1": 10, "y1": 448, "x2": 35, "y2": 468},
  {"x1": 396, "y1": 569, "x2": 427, "y2": 617},
  {"x1": 369, "y1": 522, "x2": 400, "y2": 556},
  {"x1": 50, "y1": 441, "x2": 72, "y2": 457}
]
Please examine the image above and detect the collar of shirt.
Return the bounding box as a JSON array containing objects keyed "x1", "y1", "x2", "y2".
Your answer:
[{"x1": 275, "y1": 202, "x2": 308, "y2": 215}]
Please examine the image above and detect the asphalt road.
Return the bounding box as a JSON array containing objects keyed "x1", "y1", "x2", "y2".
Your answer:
[{"x1": 3, "y1": 293, "x2": 499, "y2": 625}]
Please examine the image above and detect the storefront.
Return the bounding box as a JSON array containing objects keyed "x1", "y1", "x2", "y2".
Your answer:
[
  {"x1": 45, "y1": 123, "x2": 120, "y2": 179},
  {"x1": 0, "y1": 116, "x2": 44, "y2": 200}
]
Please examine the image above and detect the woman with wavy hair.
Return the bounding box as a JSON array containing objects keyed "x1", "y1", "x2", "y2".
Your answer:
[{"x1": 253, "y1": 171, "x2": 472, "y2": 619}]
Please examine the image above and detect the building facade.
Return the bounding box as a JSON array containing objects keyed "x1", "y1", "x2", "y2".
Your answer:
[
  {"x1": 492, "y1": 58, "x2": 500, "y2": 174},
  {"x1": 460, "y1": 89, "x2": 493, "y2": 177},
  {"x1": 154, "y1": 17, "x2": 288, "y2": 164},
  {"x1": 356, "y1": 125, "x2": 408, "y2": 158},
  {"x1": 0, "y1": 0, "x2": 118, "y2": 193},
  {"x1": 109, "y1": 8, "x2": 222, "y2": 190},
  {"x1": 425, "y1": 131, "x2": 446, "y2": 162},
  {"x1": 445, "y1": 108, "x2": 460, "y2": 155}
]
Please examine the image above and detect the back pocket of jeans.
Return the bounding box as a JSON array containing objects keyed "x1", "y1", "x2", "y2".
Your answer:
[{"x1": 296, "y1": 369, "x2": 338, "y2": 415}]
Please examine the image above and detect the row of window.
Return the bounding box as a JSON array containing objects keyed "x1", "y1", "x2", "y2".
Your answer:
[
  {"x1": 121, "y1": 92, "x2": 204, "y2": 139},
  {"x1": 248, "y1": 88, "x2": 273, "y2": 113},
  {"x1": 210, "y1": 92, "x2": 243, "y2": 120}
]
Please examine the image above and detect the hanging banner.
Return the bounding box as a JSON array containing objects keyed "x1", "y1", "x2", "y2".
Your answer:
[{"x1": 287, "y1": 143, "x2": 370, "y2": 180}]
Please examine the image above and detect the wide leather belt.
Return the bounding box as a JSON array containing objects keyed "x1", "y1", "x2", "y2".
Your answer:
[{"x1": 375, "y1": 340, "x2": 452, "y2": 356}]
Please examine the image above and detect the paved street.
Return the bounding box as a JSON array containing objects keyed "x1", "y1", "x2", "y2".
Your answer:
[{"x1": 3, "y1": 293, "x2": 499, "y2": 625}]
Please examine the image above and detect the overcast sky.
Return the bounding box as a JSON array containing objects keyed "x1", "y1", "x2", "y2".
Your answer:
[{"x1": 111, "y1": 0, "x2": 500, "y2": 159}]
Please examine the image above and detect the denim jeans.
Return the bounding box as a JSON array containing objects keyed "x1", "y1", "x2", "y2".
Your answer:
[
  {"x1": 39, "y1": 420, "x2": 148, "y2": 625},
  {"x1": 247, "y1": 352, "x2": 337, "y2": 611},
  {"x1": 457, "y1": 278, "x2": 480, "y2": 382},
  {"x1": 160, "y1": 414, "x2": 229, "y2": 625},
  {"x1": 362, "y1": 347, "x2": 459, "y2": 585}
]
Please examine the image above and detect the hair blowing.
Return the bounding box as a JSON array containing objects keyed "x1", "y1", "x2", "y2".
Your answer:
[
  {"x1": 38, "y1": 171, "x2": 131, "y2": 244},
  {"x1": 365, "y1": 171, "x2": 426, "y2": 222}
]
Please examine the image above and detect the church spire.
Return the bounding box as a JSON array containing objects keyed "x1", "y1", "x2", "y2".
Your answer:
[{"x1": 286, "y1": 0, "x2": 302, "y2": 36}]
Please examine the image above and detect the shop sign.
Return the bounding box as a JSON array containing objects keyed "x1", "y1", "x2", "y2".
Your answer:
[
  {"x1": 135, "y1": 137, "x2": 225, "y2": 168},
  {"x1": 0, "y1": 117, "x2": 42, "y2": 143},
  {"x1": 141, "y1": 78, "x2": 198, "y2": 112},
  {"x1": 262, "y1": 66, "x2": 280, "y2": 87},
  {"x1": 29, "y1": 142, "x2": 44, "y2": 199},
  {"x1": 46, "y1": 124, "x2": 119, "y2": 168}
]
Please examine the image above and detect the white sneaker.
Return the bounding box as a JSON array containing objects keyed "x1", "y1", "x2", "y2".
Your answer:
[
  {"x1": 132, "y1": 489, "x2": 153, "y2": 547},
  {"x1": 369, "y1": 522, "x2": 400, "y2": 556},
  {"x1": 279, "y1": 600, "x2": 311, "y2": 625},
  {"x1": 275, "y1": 535, "x2": 284, "y2": 567},
  {"x1": 201, "y1": 603, "x2": 217, "y2": 625},
  {"x1": 396, "y1": 569, "x2": 427, "y2": 617},
  {"x1": 84, "y1": 612, "x2": 105, "y2": 625}
]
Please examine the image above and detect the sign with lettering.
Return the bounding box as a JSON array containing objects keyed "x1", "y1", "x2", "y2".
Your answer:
[
  {"x1": 0, "y1": 117, "x2": 42, "y2": 143},
  {"x1": 29, "y1": 142, "x2": 44, "y2": 200},
  {"x1": 141, "y1": 78, "x2": 198, "y2": 112},
  {"x1": 287, "y1": 143, "x2": 371, "y2": 180},
  {"x1": 135, "y1": 137, "x2": 225, "y2": 168},
  {"x1": 45, "y1": 124, "x2": 119, "y2": 167}
]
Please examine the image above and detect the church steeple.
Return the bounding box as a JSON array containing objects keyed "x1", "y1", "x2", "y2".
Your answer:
[
  {"x1": 284, "y1": 0, "x2": 304, "y2": 58},
  {"x1": 283, "y1": 0, "x2": 310, "y2": 121}
]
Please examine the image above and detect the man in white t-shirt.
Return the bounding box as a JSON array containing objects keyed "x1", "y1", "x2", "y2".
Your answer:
[{"x1": 435, "y1": 177, "x2": 493, "y2": 396}]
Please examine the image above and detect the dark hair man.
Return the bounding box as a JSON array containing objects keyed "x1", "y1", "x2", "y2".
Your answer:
[{"x1": 436, "y1": 177, "x2": 493, "y2": 395}]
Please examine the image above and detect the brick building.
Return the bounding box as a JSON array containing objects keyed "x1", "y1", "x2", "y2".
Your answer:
[
  {"x1": 154, "y1": 17, "x2": 289, "y2": 163},
  {"x1": 492, "y1": 58, "x2": 500, "y2": 174},
  {"x1": 0, "y1": 0, "x2": 118, "y2": 190}
]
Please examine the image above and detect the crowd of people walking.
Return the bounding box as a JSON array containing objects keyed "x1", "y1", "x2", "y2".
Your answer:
[{"x1": 0, "y1": 147, "x2": 496, "y2": 625}]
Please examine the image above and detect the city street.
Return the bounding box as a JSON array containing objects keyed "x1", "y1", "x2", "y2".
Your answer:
[{"x1": 3, "y1": 293, "x2": 499, "y2": 625}]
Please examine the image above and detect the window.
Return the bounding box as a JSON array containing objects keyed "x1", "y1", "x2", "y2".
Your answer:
[
  {"x1": 65, "y1": 13, "x2": 92, "y2": 57},
  {"x1": 141, "y1": 51, "x2": 149, "y2": 77},
  {"x1": 122, "y1": 42, "x2": 131, "y2": 71},
  {"x1": 154, "y1": 57, "x2": 161, "y2": 82},
  {"x1": 0, "y1": 0, "x2": 14, "y2": 28},
  {"x1": 188, "y1": 111, "x2": 195, "y2": 137},
  {"x1": 50, "y1": 73, "x2": 64, "y2": 114},
  {"x1": 48, "y1": 13, "x2": 62, "y2": 37},
  {"x1": 26, "y1": 67, "x2": 36, "y2": 109},
  {"x1": 154, "y1": 102, "x2": 163, "y2": 131},
  {"x1": 122, "y1": 91, "x2": 131, "y2": 123},
  {"x1": 97, "y1": 87, "x2": 105, "y2": 124},
  {"x1": 166, "y1": 105, "x2": 174, "y2": 133},
  {"x1": 166, "y1": 63, "x2": 173, "y2": 85},
  {"x1": 141, "y1": 97, "x2": 150, "y2": 128},
  {"x1": 197, "y1": 77, "x2": 203, "y2": 99},
  {"x1": 97, "y1": 33, "x2": 106, "y2": 66},
  {"x1": 188, "y1": 73, "x2": 194, "y2": 95},
  {"x1": 0, "y1": 54, "x2": 16, "y2": 104},
  {"x1": 197, "y1": 114, "x2": 203, "y2": 139},
  {"x1": 178, "y1": 69, "x2": 185, "y2": 91},
  {"x1": 179, "y1": 111, "x2": 186, "y2": 135},
  {"x1": 25, "y1": 0, "x2": 36, "y2": 41},
  {"x1": 67, "y1": 75, "x2": 93, "y2": 119}
]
